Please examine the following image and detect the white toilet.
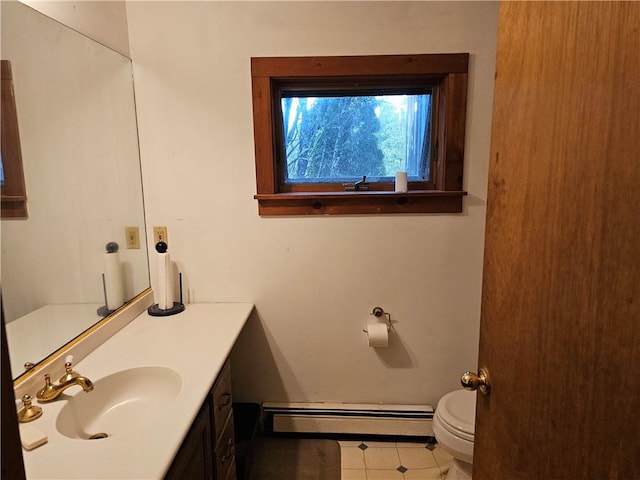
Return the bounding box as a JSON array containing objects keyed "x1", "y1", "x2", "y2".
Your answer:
[{"x1": 433, "y1": 389, "x2": 476, "y2": 479}]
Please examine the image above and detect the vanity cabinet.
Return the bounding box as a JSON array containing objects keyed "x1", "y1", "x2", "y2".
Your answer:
[
  {"x1": 212, "y1": 359, "x2": 237, "y2": 480},
  {"x1": 165, "y1": 358, "x2": 236, "y2": 480}
]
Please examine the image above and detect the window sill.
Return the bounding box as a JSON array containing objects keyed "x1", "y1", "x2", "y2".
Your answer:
[
  {"x1": 254, "y1": 190, "x2": 466, "y2": 216},
  {"x1": 1, "y1": 195, "x2": 28, "y2": 218}
]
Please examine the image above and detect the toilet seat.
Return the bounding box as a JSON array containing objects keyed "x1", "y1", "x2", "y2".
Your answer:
[
  {"x1": 433, "y1": 389, "x2": 476, "y2": 466},
  {"x1": 435, "y1": 389, "x2": 475, "y2": 441}
]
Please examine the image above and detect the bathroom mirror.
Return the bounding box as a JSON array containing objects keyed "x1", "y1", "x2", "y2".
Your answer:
[{"x1": 1, "y1": 1, "x2": 149, "y2": 380}]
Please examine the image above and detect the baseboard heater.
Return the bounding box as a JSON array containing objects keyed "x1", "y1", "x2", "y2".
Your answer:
[{"x1": 263, "y1": 402, "x2": 434, "y2": 437}]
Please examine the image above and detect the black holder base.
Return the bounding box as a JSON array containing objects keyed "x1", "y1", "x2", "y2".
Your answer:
[
  {"x1": 97, "y1": 305, "x2": 117, "y2": 317},
  {"x1": 148, "y1": 302, "x2": 185, "y2": 317}
]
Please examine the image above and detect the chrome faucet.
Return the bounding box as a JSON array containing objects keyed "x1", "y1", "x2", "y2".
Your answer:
[{"x1": 36, "y1": 359, "x2": 94, "y2": 402}]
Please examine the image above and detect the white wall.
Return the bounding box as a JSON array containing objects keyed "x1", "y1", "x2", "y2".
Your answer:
[
  {"x1": 127, "y1": 1, "x2": 498, "y2": 407},
  {"x1": 20, "y1": 0, "x2": 130, "y2": 57}
]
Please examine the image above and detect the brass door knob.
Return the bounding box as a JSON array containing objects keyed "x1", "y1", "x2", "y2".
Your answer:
[{"x1": 461, "y1": 368, "x2": 491, "y2": 395}]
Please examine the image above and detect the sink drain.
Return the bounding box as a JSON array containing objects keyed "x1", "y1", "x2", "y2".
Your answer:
[{"x1": 88, "y1": 432, "x2": 109, "y2": 440}]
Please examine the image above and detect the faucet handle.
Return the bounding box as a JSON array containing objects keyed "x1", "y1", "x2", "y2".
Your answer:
[
  {"x1": 64, "y1": 355, "x2": 75, "y2": 371},
  {"x1": 18, "y1": 394, "x2": 43, "y2": 423},
  {"x1": 59, "y1": 356, "x2": 80, "y2": 383}
]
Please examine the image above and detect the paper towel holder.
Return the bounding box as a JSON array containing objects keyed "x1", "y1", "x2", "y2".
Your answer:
[
  {"x1": 148, "y1": 271, "x2": 185, "y2": 316},
  {"x1": 97, "y1": 273, "x2": 115, "y2": 317},
  {"x1": 97, "y1": 241, "x2": 122, "y2": 317},
  {"x1": 148, "y1": 241, "x2": 186, "y2": 317}
]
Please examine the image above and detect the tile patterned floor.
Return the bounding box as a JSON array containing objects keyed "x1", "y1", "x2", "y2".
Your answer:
[{"x1": 339, "y1": 440, "x2": 453, "y2": 480}]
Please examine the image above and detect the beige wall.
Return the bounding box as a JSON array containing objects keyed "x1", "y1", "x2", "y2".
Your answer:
[{"x1": 127, "y1": 1, "x2": 498, "y2": 407}]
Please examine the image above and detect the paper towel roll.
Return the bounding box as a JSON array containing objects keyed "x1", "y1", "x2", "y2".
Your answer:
[
  {"x1": 157, "y1": 251, "x2": 174, "y2": 310},
  {"x1": 395, "y1": 171, "x2": 408, "y2": 193},
  {"x1": 367, "y1": 323, "x2": 389, "y2": 347},
  {"x1": 104, "y1": 251, "x2": 124, "y2": 311}
]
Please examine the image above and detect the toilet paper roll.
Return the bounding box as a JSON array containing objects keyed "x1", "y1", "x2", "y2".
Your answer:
[
  {"x1": 104, "y1": 252, "x2": 124, "y2": 311},
  {"x1": 395, "y1": 171, "x2": 408, "y2": 193},
  {"x1": 157, "y1": 251, "x2": 174, "y2": 310},
  {"x1": 367, "y1": 323, "x2": 389, "y2": 347}
]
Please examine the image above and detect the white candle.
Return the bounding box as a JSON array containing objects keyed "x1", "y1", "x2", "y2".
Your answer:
[{"x1": 395, "y1": 171, "x2": 408, "y2": 193}]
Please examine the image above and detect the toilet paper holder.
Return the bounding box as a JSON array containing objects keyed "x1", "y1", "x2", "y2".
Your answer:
[{"x1": 363, "y1": 306, "x2": 392, "y2": 333}]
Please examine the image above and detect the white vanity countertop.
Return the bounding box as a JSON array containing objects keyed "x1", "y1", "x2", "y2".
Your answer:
[{"x1": 20, "y1": 302, "x2": 254, "y2": 480}]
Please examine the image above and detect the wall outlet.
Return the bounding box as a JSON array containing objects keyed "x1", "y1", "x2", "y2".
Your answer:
[
  {"x1": 153, "y1": 226, "x2": 168, "y2": 245},
  {"x1": 125, "y1": 227, "x2": 140, "y2": 249}
]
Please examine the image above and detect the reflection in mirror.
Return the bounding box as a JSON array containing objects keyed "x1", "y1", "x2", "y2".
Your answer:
[
  {"x1": 1, "y1": 1, "x2": 149, "y2": 380},
  {"x1": 1, "y1": 60, "x2": 29, "y2": 218}
]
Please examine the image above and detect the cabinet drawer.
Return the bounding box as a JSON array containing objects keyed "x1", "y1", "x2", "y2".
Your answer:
[
  {"x1": 212, "y1": 358, "x2": 233, "y2": 440},
  {"x1": 214, "y1": 411, "x2": 236, "y2": 480}
]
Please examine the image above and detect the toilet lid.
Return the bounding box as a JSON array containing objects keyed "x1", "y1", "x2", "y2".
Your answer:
[{"x1": 436, "y1": 389, "x2": 476, "y2": 437}]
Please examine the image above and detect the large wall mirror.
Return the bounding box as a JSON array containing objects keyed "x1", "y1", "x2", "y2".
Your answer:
[{"x1": 1, "y1": 1, "x2": 149, "y2": 381}]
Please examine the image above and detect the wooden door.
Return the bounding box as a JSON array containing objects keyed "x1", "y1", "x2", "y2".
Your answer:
[{"x1": 475, "y1": 2, "x2": 640, "y2": 479}]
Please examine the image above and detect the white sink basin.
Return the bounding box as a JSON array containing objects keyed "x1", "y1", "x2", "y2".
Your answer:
[{"x1": 55, "y1": 366, "x2": 182, "y2": 440}]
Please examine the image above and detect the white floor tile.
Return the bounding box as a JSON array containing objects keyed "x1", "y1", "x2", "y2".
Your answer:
[
  {"x1": 404, "y1": 466, "x2": 445, "y2": 480},
  {"x1": 339, "y1": 439, "x2": 457, "y2": 480},
  {"x1": 364, "y1": 446, "x2": 401, "y2": 470},
  {"x1": 366, "y1": 468, "x2": 406, "y2": 479},
  {"x1": 341, "y1": 446, "x2": 366, "y2": 469},
  {"x1": 397, "y1": 447, "x2": 439, "y2": 469},
  {"x1": 341, "y1": 468, "x2": 368, "y2": 480},
  {"x1": 365, "y1": 441, "x2": 398, "y2": 448},
  {"x1": 338, "y1": 440, "x2": 367, "y2": 448},
  {"x1": 431, "y1": 447, "x2": 454, "y2": 467}
]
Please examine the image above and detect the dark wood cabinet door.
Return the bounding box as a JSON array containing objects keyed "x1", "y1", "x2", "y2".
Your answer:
[{"x1": 165, "y1": 401, "x2": 214, "y2": 480}]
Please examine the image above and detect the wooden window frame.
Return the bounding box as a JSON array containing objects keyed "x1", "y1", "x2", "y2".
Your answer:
[
  {"x1": 1, "y1": 60, "x2": 28, "y2": 219},
  {"x1": 251, "y1": 53, "x2": 469, "y2": 216}
]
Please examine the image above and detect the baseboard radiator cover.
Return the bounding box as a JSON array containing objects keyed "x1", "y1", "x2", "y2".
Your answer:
[{"x1": 263, "y1": 402, "x2": 434, "y2": 437}]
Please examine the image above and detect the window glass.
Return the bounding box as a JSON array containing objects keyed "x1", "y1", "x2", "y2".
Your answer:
[{"x1": 280, "y1": 92, "x2": 432, "y2": 184}]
